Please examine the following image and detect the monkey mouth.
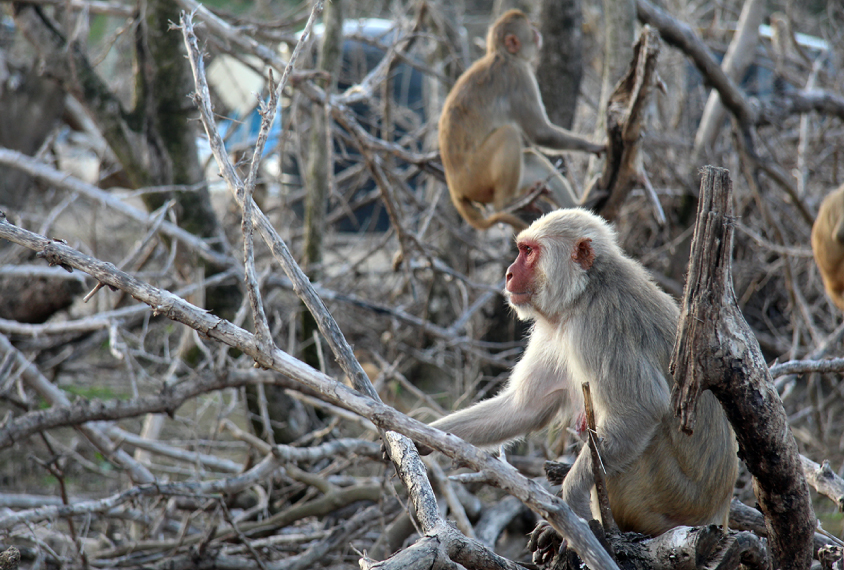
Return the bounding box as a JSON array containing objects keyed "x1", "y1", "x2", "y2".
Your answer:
[{"x1": 507, "y1": 291, "x2": 531, "y2": 305}]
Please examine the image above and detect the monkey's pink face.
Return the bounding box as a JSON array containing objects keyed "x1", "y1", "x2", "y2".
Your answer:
[{"x1": 506, "y1": 239, "x2": 540, "y2": 306}]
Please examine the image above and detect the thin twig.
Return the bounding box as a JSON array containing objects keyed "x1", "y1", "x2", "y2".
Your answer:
[{"x1": 581, "y1": 382, "x2": 618, "y2": 535}]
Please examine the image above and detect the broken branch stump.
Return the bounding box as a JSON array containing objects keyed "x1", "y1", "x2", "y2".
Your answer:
[{"x1": 670, "y1": 165, "x2": 814, "y2": 570}]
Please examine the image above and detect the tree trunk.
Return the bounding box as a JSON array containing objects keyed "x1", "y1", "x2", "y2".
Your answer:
[
  {"x1": 301, "y1": 0, "x2": 343, "y2": 369},
  {"x1": 692, "y1": 0, "x2": 766, "y2": 160},
  {"x1": 0, "y1": 65, "x2": 64, "y2": 210},
  {"x1": 596, "y1": 0, "x2": 636, "y2": 137},
  {"x1": 671, "y1": 166, "x2": 815, "y2": 570},
  {"x1": 536, "y1": 0, "x2": 583, "y2": 130},
  {"x1": 142, "y1": 0, "x2": 218, "y2": 240},
  {"x1": 586, "y1": 0, "x2": 635, "y2": 181},
  {"x1": 11, "y1": 2, "x2": 237, "y2": 314}
]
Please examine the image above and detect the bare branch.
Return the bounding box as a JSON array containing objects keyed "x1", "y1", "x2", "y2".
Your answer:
[
  {"x1": 0, "y1": 148, "x2": 232, "y2": 266},
  {"x1": 770, "y1": 358, "x2": 844, "y2": 378},
  {"x1": 0, "y1": 211, "x2": 618, "y2": 570}
]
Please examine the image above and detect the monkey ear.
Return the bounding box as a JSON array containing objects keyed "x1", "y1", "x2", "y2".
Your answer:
[
  {"x1": 572, "y1": 238, "x2": 595, "y2": 270},
  {"x1": 504, "y1": 34, "x2": 521, "y2": 54}
]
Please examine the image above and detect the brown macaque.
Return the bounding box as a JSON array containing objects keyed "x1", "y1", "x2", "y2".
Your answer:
[
  {"x1": 428, "y1": 209, "x2": 738, "y2": 536},
  {"x1": 812, "y1": 184, "x2": 844, "y2": 310},
  {"x1": 438, "y1": 10, "x2": 604, "y2": 231}
]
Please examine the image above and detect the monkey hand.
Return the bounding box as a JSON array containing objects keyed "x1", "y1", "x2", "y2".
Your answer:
[{"x1": 528, "y1": 520, "x2": 565, "y2": 567}]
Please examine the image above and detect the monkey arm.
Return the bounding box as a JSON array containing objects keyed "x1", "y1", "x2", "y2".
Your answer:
[
  {"x1": 833, "y1": 215, "x2": 844, "y2": 243},
  {"x1": 509, "y1": 79, "x2": 604, "y2": 154},
  {"x1": 429, "y1": 382, "x2": 568, "y2": 449},
  {"x1": 529, "y1": 122, "x2": 605, "y2": 155}
]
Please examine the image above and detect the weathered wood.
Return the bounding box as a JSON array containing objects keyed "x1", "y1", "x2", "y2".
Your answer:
[
  {"x1": 475, "y1": 495, "x2": 528, "y2": 548},
  {"x1": 819, "y1": 545, "x2": 844, "y2": 570},
  {"x1": 0, "y1": 547, "x2": 20, "y2": 570},
  {"x1": 530, "y1": 521, "x2": 768, "y2": 570},
  {"x1": 801, "y1": 456, "x2": 844, "y2": 512},
  {"x1": 608, "y1": 526, "x2": 768, "y2": 570},
  {"x1": 729, "y1": 498, "x2": 840, "y2": 556},
  {"x1": 544, "y1": 460, "x2": 574, "y2": 486},
  {"x1": 582, "y1": 26, "x2": 662, "y2": 221},
  {"x1": 0, "y1": 208, "x2": 620, "y2": 570},
  {"x1": 670, "y1": 166, "x2": 815, "y2": 570}
]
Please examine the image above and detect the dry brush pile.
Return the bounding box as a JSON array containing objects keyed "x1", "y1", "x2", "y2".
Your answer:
[{"x1": 0, "y1": 0, "x2": 843, "y2": 569}]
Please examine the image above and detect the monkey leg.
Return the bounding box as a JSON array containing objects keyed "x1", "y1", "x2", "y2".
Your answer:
[
  {"x1": 519, "y1": 148, "x2": 578, "y2": 209},
  {"x1": 451, "y1": 123, "x2": 523, "y2": 207},
  {"x1": 814, "y1": 218, "x2": 844, "y2": 310},
  {"x1": 448, "y1": 124, "x2": 531, "y2": 230}
]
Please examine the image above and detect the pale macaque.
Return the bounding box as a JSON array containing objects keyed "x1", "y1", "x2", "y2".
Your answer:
[
  {"x1": 438, "y1": 10, "x2": 604, "y2": 231},
  {"x1": 812, "y1": 184, "x2": 844, "y2": 310},
  {"x1": 428, "y1": 209, "x2": 738, "y2": 536}
]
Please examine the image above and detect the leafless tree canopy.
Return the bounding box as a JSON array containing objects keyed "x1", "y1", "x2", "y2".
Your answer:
[{"x1": 0, "y1": 0, "x2": 843, "y2": 569}]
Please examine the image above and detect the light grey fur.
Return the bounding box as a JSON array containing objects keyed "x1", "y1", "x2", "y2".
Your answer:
[{"x1": 430, "y1": 209, "x2": 737, "y2": 534}]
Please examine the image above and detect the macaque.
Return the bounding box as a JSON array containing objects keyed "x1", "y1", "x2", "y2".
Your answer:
[
  {"x1": 429, "y1": 209, "x2": 738, "y2": 536},
  {"x1": 812, "y1": 184, "x2": 844, "y2": 310},
  {"x1": 438, "y1": 10, "x2": 604, "y2": 232}
]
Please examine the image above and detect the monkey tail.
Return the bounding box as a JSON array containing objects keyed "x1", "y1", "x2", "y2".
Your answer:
[{"x1": 454, "y1": 197, "x2": 528, "y2": 231}]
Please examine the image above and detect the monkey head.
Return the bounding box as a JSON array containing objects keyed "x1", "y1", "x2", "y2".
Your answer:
[
  {"x1": 487, "y1": 10, "x2": 542, "y2": 61},
  {"x1": 505, "y1": 208, "x2": 621, "y2": 321}
]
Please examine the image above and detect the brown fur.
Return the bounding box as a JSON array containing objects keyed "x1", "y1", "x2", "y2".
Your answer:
[
  {"x1": 438, "y1": 10, "x2": 604, "y2": 231},
  {"x1": 812, "y1": 184, "x2": 844, "y2": 310},
  {"x1": 429, "y1": 209, "x2": 738, "y2": 536}
]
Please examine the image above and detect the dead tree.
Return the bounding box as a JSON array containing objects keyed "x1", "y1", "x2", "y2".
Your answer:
[
  {"x1": 671, "y1": 166, "x2": 815, "y2": 570},
  {"x1": 582, "y1": 26, "x2": 664, "y2": 224}
]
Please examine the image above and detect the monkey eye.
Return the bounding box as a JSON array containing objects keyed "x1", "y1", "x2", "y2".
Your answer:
[{"x1": 519, "y1": 243, "x2": 537, "y2": 260}]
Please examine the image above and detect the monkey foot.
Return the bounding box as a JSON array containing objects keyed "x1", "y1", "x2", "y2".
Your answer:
[{"x1": 528, "y1": 520, "x2": 565, "y2": 567}]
